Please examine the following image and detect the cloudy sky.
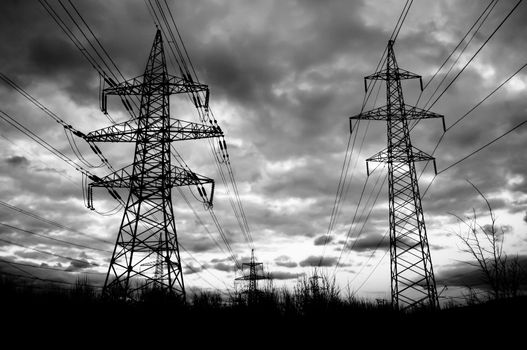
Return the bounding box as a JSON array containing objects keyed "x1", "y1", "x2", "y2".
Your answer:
[{"x1": 1, "y1": 0, "x2": 526, "y2": 302}]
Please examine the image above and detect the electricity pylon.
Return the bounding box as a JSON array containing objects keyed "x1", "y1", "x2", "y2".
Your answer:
[
  {"x1": 86, "y1": 29, "x2": 223, "y2": 301},
  {"x1": 235, "y1": 249, "x2": 269, "y2": 305},
  {"x1": 309, "y1": 273, "x2": 321, "y2": 298},
  {"x1": 350, "y1": 40, "x2": 445, "y2": 310}
]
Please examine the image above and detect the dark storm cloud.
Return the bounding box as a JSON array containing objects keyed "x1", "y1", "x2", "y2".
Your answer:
[
  {"x1": 0, "y1": 217, "x2": 111, "y2": 257},
  {"x1": 186, "y1": 0, "x2": 375, "y2": 108},
  {"x1": 188, "y1": 240, "x2": 218, "y2": 253},
  {"x1": 210, "y1": 257, "x2": 232, "y2": 264},
  {"x1": 347, "y1": 234, "x2": 389, "y2": 252},
  {"x1": 430, "y1": 243, "x2": 447, "y2": 251},
  {"x1": 180, "y1": 235, "x2": 218, "y2": 253},
  {"x1": 0, "y1": 256, "x2": 105, "y2": 288},
  {"x1": 299, "y1": 255, "x2": 338, "y2": 267},
  {"x1": 65, "y1": 259, "x2": 93, "y2": 272},
  {"x1": 482, "y1": 224, "x2": 513, "y2": 237},
  {"x1": 212, "y1": 262, "x2": 234, "y2": 272},
  {"x1": 274, "y1": 255, "x2": 297, "y2": 268},
  {"x1": 276, "y1": 261, "x2": 298, "y2": 268},
  {"x1": 184, "y1": 264, "x2": 204, "y2": 275},
  {"x1": 270, "y1": 271, "x2": 303, "y2": 280},
  {"x1": 436, "y1": 264, "x2": 484, "y2": 288},
  {"x1": 5, "y1": 155, "x2": 29, "y2": 167},
  {"x1": 0, "y1": 0, "x2": 154, "y2": 106},
  {"x1": 435, "y1": 256, "x2": 527, "y2": 289},
  {"x1": 11, "y1": 250, "x2": 49, "y2": 261},
  {"x1": 314, "y1": 235, "x2": 333, "y2": 246}
]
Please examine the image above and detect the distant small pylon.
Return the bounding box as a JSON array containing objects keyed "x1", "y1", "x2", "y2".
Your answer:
[
  {"x1": 235, "y1": 249, "x2": 269, "y2": 305},
  {"x1": 309, "y1": 269, "x2": 323, "y2": 299}
]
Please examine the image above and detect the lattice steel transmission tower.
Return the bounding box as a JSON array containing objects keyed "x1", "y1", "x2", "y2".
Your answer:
[
  {"x1": 86, "y1": 29, "x2": 223, "y2": 301},
  {"x1": 350, "y1": 40, "x2": 445, "y2": 310},
  {"x1": 235, "y1": 249, "x2": 269, "y2": 305}
]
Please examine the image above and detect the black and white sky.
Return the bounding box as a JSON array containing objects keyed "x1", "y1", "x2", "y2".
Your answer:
[{"x1": 1, "y1": 0, "x2": 526, "y2": 300}]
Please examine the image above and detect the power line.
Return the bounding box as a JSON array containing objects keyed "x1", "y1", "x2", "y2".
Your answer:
[
  {"x1": 339, "y1": 169, "x2": 388, "y2": 268},
  {"x1": 182, "y1": 263, "x2": 222, "y2": 292},
  {"x1": 415, "y1": 0, "x2": 499, "y2": 107},
  {"x1": 0, "y1": 269, "x2": 103, "y2": 289},
  {"x1": 1, "y1": 257, "x2": 39, "y2": 279},
  {"x1": 350, "y1": 150, "x2": 446, "y2": 293},
  {"x1": 447, "y1": 62, "x2": 527, "y2": 132},
  {"x1": 332, "y1": 172, "x2": 371, "y2": 270},
  {"x1": 16, "y1": 2, "x2": 236, "y2": 297},
  {"x1": 0, "y1": 109, "x2": 88, "y2": 174},
  {"x1": 42, "y1": 0, "x2": 242, "y2": 277},
  {"x1": 0, "y1": 222, "x2": 112, "y2": 253},
  {"x1": 169, "y1": 0, "x2": 256, "y2": 250},
  {"x1": 347, "y1": 1, "x2": 525, "y2": 287},
  {"x1": 1, "y1": 221, "x2": 230, "y2": 293},
  {"x1": 320, "y1": 0, "x2": 414, "y2": 266},
  {"x1": 0, "y1": 108, "x2": 124, "y2": 216},
  {"x1": 0, "y1": 237, "x2": 101, "y2": 268},
  {"x1": 0, "y1": 258, "x2": 105, "y2": 276},
  {"x1": 146, "y1": 0, "x2": 256, "y2": 250},
  {"x1": 176, "y1": 188, "x2": 228, "y2": 256},
  {"x1": 172, "y1": 149, "x2": 241, "y2": 268},
  {"x1": 424, "y1": 0, "x2": 523, "y2": 112},
  {"x1": 0, "y1": 126, "x2": 77, "y2": 185},
  {"x1": 39, "y1": 0, "x2": 135, "y2": 123},
  {"x1": 179, "y1": 244, "x2": 231, "y2": 291},
  {"x1": 332, "y1": 164, "x2": 386, "y2": 273},
  {"x1": 351, "y1": 112, "x2": 527, "y2": 292},
  {"x1": 0, "y1": 72, "x2": 108, "y2": 171},
  {"x1": 416, "y1": 60, "x2": 527, "y2": 184},
  {"x1": 355, "y1": 249, "x2": 389, "y2": 293},
  {"x1": 320, "y1": 70, "x2": 383, "y2": 265},
  {"x1": 172, "y1": 151, "x2": 240, "y2": 270},
  {"x1": 209, "y1": 209, "x2": 242, "y2": 270},
  {"x1": 347, "y1": 230, "x2": 389, "y2": 287},
  {"x1": 391, "y1": 0, "x2": 414, "y2": 42},
  {"x1": 319, "y1": 133, "x2": 353, "y2": 262},
  {"x1": 421, "y1": 0, "x2": 500, "y2": 110},
  {"x1": 65, "y1": 0, "x2": 126, "y2": 82},
  {"x1": 0, "y1": 201, "x2": 113, "y2": 247},
  {"x1": 438, "y1": 118, "x2": 527, "y2": 175},
  {"x1": 38, "y1": 0, "x2": 115, "y2": 103},
  {"x1": 328, "y1": 85, "x2": 382, "y2": 247}
]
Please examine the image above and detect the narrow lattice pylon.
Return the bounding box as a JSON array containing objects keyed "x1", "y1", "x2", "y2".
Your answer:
[
  {"x1": 86, "y1": 29, "x2": 222, "y2": 301},
  {"x1": 350, "y1": 40, "x2": 445, "y2": 310}
]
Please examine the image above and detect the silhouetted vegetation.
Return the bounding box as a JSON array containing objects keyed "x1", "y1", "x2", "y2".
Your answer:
[
  {"x1": 452, "y1": 181, "x2": 527, "y2": 301},
  {"x1": 2, "y1": 270, "x2": 525, "y2": 345}
]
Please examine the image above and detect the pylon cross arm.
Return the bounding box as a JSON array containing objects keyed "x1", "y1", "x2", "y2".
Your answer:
[
  {"x1": 102, "y1": 74, "x2": 208, "y2": 96},
  {"x1": 408, "y1": 147, "x2": 435, "y2": 163},
  {"x1": 393, "y1": 67, "x2": 421, "y2": 81},
  {"x1": 350, "y1": 105, "x2": 389, "y2": 124},
  {"x1": 350, "y1": 104, "x2": 445, "y2": 133},
  {"x1": 89, "y1": 164, "x2": 214, "y2": 190},
  {"x1": 364, "y1": 67, "x2": 421, "y2": 86},
  {"x1": 235, "y1": 275, "x2": 269, "y2": 281},
  {"x1": 405, "y1": 106, "x2": 446, "y2": 131},
  {"x1": 85, "y1": 118, "x2": 223, "y2": 142},
  {"x1": 365, "y1": 146, "x2": 436, "y2": 175}
]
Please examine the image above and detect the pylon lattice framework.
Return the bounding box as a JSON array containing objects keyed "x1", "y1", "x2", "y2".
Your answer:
[
  {"x1": 350, "y1": 40, "x2": 445, "y2": 310},
  {"x1": 235, "y1": 249, "x2": 269, "y2": 305},
  {"x1": 86, "y1": 29, "x2": 223, "y2": 301}
]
